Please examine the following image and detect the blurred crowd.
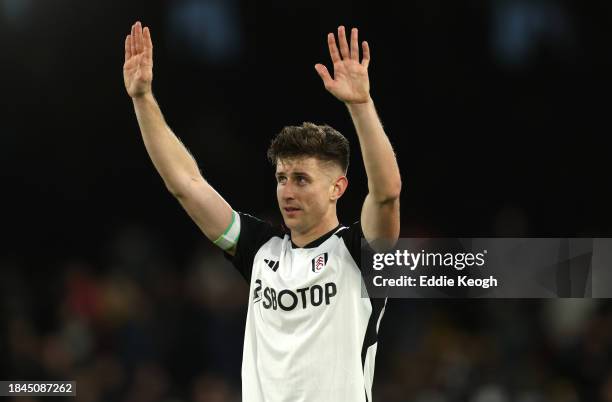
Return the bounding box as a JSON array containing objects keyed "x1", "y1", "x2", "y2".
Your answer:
[
  {"x1": 2, "y1": 223, "x2": 611, "y2": 402},
  {"x1": 2, "y1": 0, "x2": 612, "y2": 401}
]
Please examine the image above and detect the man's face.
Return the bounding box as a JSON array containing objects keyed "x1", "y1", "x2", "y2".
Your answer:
[{"x1": 275, "y1": 157, "x2": 343, "y2": 234}]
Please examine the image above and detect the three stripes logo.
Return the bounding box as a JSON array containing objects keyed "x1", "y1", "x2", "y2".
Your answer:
[
  {"x1": 264, "y1": 259, "x2": 279, "y2": 272},
  {"x1": 311, "y1": 252, "x2": 328, "y2": 273}
]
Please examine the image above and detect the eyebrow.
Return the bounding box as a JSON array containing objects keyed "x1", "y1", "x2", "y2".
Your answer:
[{"x1": 275, "y1": 171, "x2": 312, "y2": 177}]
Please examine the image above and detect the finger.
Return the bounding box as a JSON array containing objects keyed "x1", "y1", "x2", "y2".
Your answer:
[
  {"x1": 143, "y1": 26, "x2": 153, "y2": 61},
  {"x1": 130, "y1": 24, "x2": 136, "y2": 56},
  {"x1": 125, "y1": 35, "x2": 132, "y2": 62},
  {"x1": 350, "y1": 28, "x2": 359, "y2": 61},
  {"x1": 337, "y1": 26, "x2": 350, "y2": 59},
  {"x1": 135, "y1": 21, "x2": 144, "y2": 54},
  {"x1": 327, "y1": 33, "x2": 341, "y2": 64},
  {"x1": 361, "y1": 41, "x2": 370, "y2": 68},
  {"x1": 314, "y1": 64, "x2": 334, "y2": 90}
]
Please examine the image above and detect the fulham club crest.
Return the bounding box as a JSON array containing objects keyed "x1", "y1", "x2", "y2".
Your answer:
[{"x1": 311, "y1": 253, "x2": 328, "y2": 273}]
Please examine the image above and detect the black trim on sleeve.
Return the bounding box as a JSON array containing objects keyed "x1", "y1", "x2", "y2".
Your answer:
[
  {"x1": 336, "y1": 221, "x2": 362, "y2": 263},
  {"x1": 223, "y1": 212, "x2": 283, "y2": 283},
  {"x1": 336, "y1": 221, "x2": 378, "y2": 275}
]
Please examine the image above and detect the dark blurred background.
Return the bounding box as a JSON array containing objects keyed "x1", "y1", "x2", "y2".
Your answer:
[{"x1": 1, "y1": 0, "x2": 611, "y2": 401}]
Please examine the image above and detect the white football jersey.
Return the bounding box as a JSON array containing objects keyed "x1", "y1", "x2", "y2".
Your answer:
[{"x1": 225, "y1": 212, "x2": 387, "y2": 402}]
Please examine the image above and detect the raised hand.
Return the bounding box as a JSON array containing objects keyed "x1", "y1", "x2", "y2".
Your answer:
[
  {"x1": 315, "y1": 26, "x2": 371, "y2": 104},
  {"x1": 124, "y1": 21, "x2": 153, "y2": 99}
]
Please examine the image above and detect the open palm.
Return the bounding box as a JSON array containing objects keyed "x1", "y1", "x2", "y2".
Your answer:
[
  {"x1": 124, "y1": 22, "x2": 153, "y2": 99},
  {"x1": 315, "y1": 26, "x2": 371, "y2": 104}
]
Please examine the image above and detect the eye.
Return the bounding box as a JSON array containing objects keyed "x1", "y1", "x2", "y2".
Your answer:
[
  {"x1": 296, "y1": 176, "x2": 308, "y2": 185},
  {"x1": 277, "y1": 176, "x2": 287, "y2": 184}
]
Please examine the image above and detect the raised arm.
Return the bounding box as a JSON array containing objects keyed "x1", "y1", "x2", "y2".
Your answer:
[
  {"x1": 124, "y1": 22, "x2": 236, "y2": 253},
  {"x1": 315, "y1": 26, "x2": 401, "y2": 248}
]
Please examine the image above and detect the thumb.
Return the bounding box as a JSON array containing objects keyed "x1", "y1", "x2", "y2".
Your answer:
[{"x1": 314, "y1": 64, "x2": 334, "y2": 90}]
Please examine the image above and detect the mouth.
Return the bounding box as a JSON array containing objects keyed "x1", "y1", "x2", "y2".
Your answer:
[{"x1": 283, "y1": 207, "x2": 302, "y2": 215}]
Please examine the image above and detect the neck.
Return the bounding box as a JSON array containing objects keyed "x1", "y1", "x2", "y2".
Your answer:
[{"x1": 291, "y1": 214, "x2": 339, "y2": 247}]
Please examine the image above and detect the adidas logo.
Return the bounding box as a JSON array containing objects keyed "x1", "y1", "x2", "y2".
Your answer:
[{"x1": 264, "y1": 259, "x2": 279, "y2": 272}]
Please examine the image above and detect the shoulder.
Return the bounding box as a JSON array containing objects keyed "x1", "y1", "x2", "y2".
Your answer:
[
  {"x1": 334, "y1": 221, "x2": 381, "y2": 275},
  {"x1": 224, "y1": 211, "x2": 284, "y2": 282},
  {"x1": 334, "y1": 221, "x2": 364, "y2": 261},
  {"x1": 335, "y1": 220, "x2": 362, "y2": 242}
]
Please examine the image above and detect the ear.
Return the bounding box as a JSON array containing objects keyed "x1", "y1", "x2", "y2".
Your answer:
[{"x1": 330, "y1": 175, "x2": 348, "y2": 201}]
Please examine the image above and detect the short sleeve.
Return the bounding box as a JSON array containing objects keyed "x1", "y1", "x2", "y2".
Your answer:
[
  {"x1": 340, "y1": 221, "x2": 387, "y2": 299},
  {"x1": 223, "y1": 212, "x2": 281, "y2": 282},
  {"x1": 339, "y1": 221, "x2": 377, "y2": 275}
]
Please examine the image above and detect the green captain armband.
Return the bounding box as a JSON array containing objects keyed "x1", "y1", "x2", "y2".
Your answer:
[{"x1": 213, "y1": 210, "x2": 241, "y2": 251}]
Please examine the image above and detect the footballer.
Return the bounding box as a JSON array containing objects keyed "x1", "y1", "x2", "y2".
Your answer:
[{"x1": 124, "y1": 21, "x2": 401, "y2": 402}]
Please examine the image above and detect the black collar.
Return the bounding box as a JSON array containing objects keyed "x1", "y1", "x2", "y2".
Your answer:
[{"x1": 290, "y1": 224, "x2": 342, "y2": 249}]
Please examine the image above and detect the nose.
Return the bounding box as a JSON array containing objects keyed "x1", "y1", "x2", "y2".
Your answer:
[{"x1": 279, "y1": 181, "x2": 295, "y2": 201}]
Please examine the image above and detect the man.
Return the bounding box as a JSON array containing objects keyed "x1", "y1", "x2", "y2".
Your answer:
[{"x1": 124, "y1": 21, "x2": 401, "y2": 402}]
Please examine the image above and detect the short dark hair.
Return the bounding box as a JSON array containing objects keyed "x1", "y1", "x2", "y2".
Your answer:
[{"x1": 267, "y1": 122, "x2": 349, "y2": 173}]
